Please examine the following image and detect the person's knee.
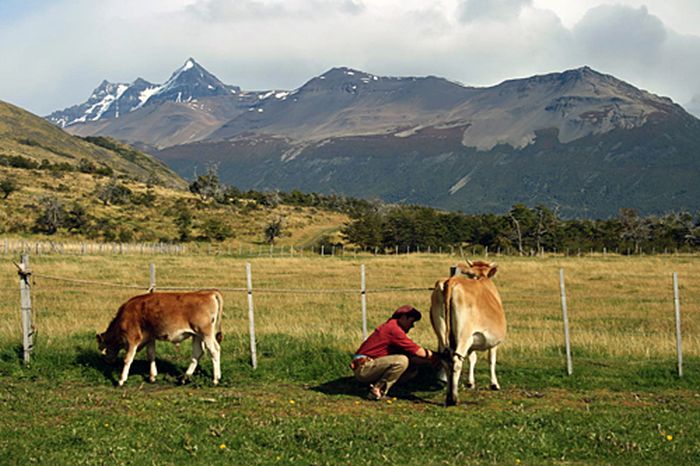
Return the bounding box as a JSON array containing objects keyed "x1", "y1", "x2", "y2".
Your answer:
[{"x1": 393, "y1": 355, "x2": 409, "y2": 371}]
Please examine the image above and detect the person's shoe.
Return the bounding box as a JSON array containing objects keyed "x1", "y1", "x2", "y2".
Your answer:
[{"x1": 367, "y1": 384, "x2": 384, "y2": 401}]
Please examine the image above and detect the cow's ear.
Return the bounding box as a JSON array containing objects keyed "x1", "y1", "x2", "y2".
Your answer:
[{"x1": 487, "y1": 265, "x2": 498, "y2": 278}]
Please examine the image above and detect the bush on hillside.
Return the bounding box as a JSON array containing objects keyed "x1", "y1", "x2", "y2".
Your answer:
[{"x1": 200, "y1": 217, "x2": 233, "y2": 241}]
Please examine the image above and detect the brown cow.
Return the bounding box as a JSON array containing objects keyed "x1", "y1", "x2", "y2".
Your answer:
[
  {"x1": 97, "y1": 290, "x2": 223, "y2": 386},
  {"x1": 430, "y1": 260, "x2": 506, "y2": 406}
]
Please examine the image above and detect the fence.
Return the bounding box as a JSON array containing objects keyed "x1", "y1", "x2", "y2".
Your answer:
[
  {"x1": 8, "y1": 254, "x2": 694, "y2": 381},
  {"x1": 1, "y1": 239, "x2": 691, "y2": 258}
]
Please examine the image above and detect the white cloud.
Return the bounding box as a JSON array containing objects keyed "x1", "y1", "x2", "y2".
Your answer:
[
  {"x1": 457, "y1": 0, "x2": 533, "y2": 23},
  {"x1": 0, "y1": 0, "x2": 699, "y2": 116}
]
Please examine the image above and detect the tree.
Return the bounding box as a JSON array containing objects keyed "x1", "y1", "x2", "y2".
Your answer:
[
  {"x1": 34, "y1": 196, "x2": 66, "y2": 234},
  {"x1": 201, "y1": 217, "x2": 232, "y2": 241},
  {"x1": 0, "y1": 178, "x2": 18, "y2": 199},
  {"x1": 65, "y1": 202, "x2": 91, "y2": 233},
  {"x1": 189, "y1": 166, "x2": 223, "y2": 202},
  {"x1": 618, "y1": 208, "x2": 649, "y2": 254},
  {"x1": 95, "y1": 179, "x2": 132, "y2": 205},
  {"x1": 264, "y1": 216, "x2": 285, "y2": 244},
  {"x1": 533, "y1": 204, "x2": 561, "y2": 253},
  {"x1": 507, "y1": 204, "x2": 536, "y2": 255},
  {"x1": 174, "y1": 207, "x2": 193, "y2": 241},
  {"x1": 342, "y1": 209, "x2": 384, "y2": 249}
]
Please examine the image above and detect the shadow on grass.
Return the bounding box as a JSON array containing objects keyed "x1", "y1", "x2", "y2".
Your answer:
[
  {"x1": 74, "y1": 348, "x2": 185, "y2": 386},
  {"x1": 310, "y1": 366, "x2": 445, "y2": 405}
]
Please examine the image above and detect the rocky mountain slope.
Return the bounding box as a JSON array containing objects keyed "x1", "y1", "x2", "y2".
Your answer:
[{"x1": 47, "y1": 62, "x2": 700, "y2": 217}]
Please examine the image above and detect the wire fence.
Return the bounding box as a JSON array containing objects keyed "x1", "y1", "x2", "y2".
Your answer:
[
  {"x1": 6, "y1": 253, "x2": 698, "y2": 380},
  {"x1": 1, "y1": 238, "x2": 692, "y2": 259}
]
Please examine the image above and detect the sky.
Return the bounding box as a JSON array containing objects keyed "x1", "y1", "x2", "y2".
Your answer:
[{"x1": 2, "y1": 0, "x2": 699, "y2": 116}]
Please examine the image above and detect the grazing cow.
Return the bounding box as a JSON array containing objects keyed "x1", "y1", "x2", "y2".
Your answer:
[
  {"x1": 430, "y1": 260, "x2": 506, "y2": 406},
  {"x1": 97, "y1": 290, "x2": 223, "y2": 386}
]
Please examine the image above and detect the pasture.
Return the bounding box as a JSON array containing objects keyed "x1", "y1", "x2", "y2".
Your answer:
[{"x1": 1, "y1": 253, "x2": 699, "y2": 464}]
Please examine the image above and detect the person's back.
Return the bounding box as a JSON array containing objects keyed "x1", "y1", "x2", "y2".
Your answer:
[{"x1": 351, "y1": 305, "x2": 437, "y2": 400}]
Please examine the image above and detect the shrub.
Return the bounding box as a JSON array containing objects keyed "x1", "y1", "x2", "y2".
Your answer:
[{"x1": 201, "y1": 217, "x2": 233, "y2": 241}]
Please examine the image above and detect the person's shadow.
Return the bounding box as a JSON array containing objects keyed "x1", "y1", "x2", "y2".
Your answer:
[{"x1": 310, "y1": 366, "x2": 445, "y2": 404}]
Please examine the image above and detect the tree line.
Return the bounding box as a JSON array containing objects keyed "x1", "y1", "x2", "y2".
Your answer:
[{"x1": 342, "y1": 203, "x2": 700, "y2": 254}]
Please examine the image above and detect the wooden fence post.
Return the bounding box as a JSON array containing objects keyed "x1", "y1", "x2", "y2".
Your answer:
[
  {"x1": 149, "y1": 263, "x2": 156, "y2": 291},
  {"x1": 673, "y1": 272, "x2": 683, "y2": 377},
  {"x1": 360, "y1": 264, "x2": 367, "y2": 339},
  {"x1": 559, "y1": 268, "x2": 573, "y2": 376},
  {"x1": 246, "y1": 263, "x2": 258, "y2": 369},
  {"x1": 17, "y1": 254, "x2": 34, "y2": 364}
]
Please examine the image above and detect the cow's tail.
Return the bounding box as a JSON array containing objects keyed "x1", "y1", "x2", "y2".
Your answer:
[
  {"x1": 213, "y1": 290, "x2": 224, "y2": 343},
  {"x1": 443, "y1": 278, "x2": 456, "y2": 351}
]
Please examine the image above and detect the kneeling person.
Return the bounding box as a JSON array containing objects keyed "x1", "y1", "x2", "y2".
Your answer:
[{"x1": 351, "y1": 305, "x2": 436, "y2": 400}]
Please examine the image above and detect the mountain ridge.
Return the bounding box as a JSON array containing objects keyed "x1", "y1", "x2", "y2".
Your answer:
[{"x1": 43, "y1": 61, "x2": 700, "y2": 217}]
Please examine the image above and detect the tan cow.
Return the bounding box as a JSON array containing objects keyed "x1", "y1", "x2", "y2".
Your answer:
[
  {"x1": 97, "y1": 290, "x2": 223, "y2": 386},
  {"x1": 430, "y1": 260, "x2": 506, "y2": 406}
]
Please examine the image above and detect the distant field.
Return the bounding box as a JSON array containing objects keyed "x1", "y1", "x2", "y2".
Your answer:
[{"x1": 1, "y1": 253, "x2": 699, "y2": 463}]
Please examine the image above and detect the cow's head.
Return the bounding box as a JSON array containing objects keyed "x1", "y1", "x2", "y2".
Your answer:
[
  {"x1": 96, "y1": 331, "x2": 121, "y2": 364},
  {"x1": 457, "y1": 259, "x2": 498, "y2": 279}
]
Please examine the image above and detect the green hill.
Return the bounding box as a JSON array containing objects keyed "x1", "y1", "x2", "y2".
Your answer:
[{"x1": 0, "y1": 100, "x2": 186, "y2": 189}]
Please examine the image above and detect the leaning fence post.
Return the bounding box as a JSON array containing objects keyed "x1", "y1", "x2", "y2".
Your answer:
[
  {"x1": 17, "y1": 254, "x2": 34, "y2": 364},
  {"x1": 673, "y1": 272, "x2": 683, "y2": 377},
  {"x1": 559, "y1": 268, "x2": 573, "y2": 375},
  {"x1": 360, "y1": 264, "x2": 368, "y2": 339},
  {"x1": 149, "y1": 263, "x2": 156, "y2": 291},
  {"x1": 246, "y1": 263, "x2": 258, "y2": 369}
]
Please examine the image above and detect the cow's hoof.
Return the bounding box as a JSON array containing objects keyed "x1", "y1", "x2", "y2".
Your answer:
[
  {"x1": 445, "y1": 398, "x2": 458, "y2": 407},
  {"x1": 149, "y1": 377, "x2": 156, "y2": 383},
  {"x1": 213, "y1": 380, "x2": 219, "y2": 386},
  {"x1": 466, "y1": 383, "x2": 475, "y2": 390},
  {"x1": 490, "y1": 384, "x2": 500, "y2": 391}
]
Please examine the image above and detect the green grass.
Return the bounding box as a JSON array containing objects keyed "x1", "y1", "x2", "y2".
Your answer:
[{"x1": 1, "y1": 333, "x2": 699, "y2": 465}]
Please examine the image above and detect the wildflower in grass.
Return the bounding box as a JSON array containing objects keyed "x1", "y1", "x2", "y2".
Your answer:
[
  {"x1": 219, "y1": 443, "x2": 227, "y2": 450},
  {"x1": 515, "y1": 459, "x2": 521, "y2": 465},
  {"x1": 289, "y1": 399, "x2": 295, "y2": 405},
  {"x1": 667, "y1": 435, "x2": 673, "y2": 441},
  {"x1": 104, "y1": 423, "x2": 109, "y2": 428}
]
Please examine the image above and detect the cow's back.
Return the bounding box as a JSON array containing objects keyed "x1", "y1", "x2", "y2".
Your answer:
[
  {"x1": 119, "y1": 291, "x2": 221, "y2": 341},
  {"x1": 447, "y1": 276, "x2": 506, "y2": 345}
]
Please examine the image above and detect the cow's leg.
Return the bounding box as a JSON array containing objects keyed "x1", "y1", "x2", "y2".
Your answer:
[
  {"x1": 147, "y1": 340, "x2": 157, "y2": 383},
  {"x1": 466, "y1": 350, "x2": 478, "y2": 389},
  {"x1": 446, "y1": 353, "x2": 464, "y2": 406},
  {"x1": 202, "y1": 334, "x2": 221, "y2": 385},
  {"x1": 185, "y1": 335, "x2": 204, "y2": 380},
  {"x1": 446, "y1": 335, "x2": 473, "y2": 406},
  {"x1": 489, "y1": 347, "x2": 500, "y2": 390},
  {"x1": 118, "y1": 344, "x2": 138, "y2": 387}
]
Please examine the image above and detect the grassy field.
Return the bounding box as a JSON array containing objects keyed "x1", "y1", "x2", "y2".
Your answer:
[{"x1": 1, "y1": 253, "x2": 699, "y2": 464}]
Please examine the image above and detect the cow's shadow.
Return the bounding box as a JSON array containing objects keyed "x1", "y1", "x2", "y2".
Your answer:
[
  {"x1": 310, "y1": 366, "x2": 445, "y2": 404},
  {"x1": 75, "y1": 348, "x2": 185, "y2": 386}
]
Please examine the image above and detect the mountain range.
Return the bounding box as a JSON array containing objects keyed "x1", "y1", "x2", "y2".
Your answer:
[{"x1": 47, "y1": 59, "x2": 700, "y2": 218}]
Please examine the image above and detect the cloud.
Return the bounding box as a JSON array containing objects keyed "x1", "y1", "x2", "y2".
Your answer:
[
  {"x1": 457, "y1": 0, "x2": 533, "y2": 23},
  {"x1": 1, "y1": 0, "x2": 700, "y2": 116},
  {"x1": 187, "y1": 0, "x2": 365, "y2": 22},
  {"x1": 573, "y1": 5, "x2": 667, "y2": 69}
]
